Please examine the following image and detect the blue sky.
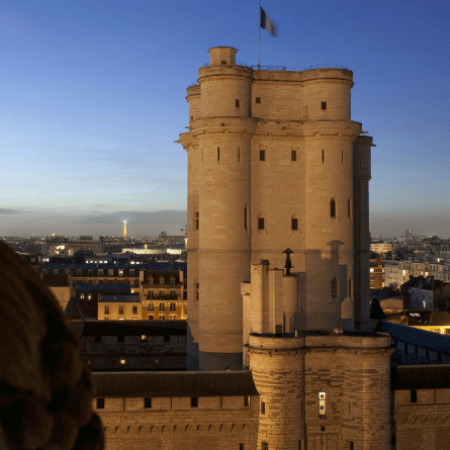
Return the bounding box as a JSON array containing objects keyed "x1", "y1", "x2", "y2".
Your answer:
[{"x1": 0, "y1": 0, "x2": 448, "y2": 238}]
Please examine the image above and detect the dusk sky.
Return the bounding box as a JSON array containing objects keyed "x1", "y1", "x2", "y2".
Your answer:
[{"x1": 0, "y1": 0, "x2": 448, "y2": 238}]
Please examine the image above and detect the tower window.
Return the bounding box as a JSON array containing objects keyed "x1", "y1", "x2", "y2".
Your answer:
[
  {"x1": 238, "y1": 147, "x2": 240, "y2": 162},
  {"x1": 96, "y1": 398, "x2": 105, "y2": 409},
  {"x1": 261, "y1": 402, "x2": 265, "y2": 414},
  {"x1": 255, "y1": 97, "x2": 261, "y2": 103},
  {"x1": 322, "y1": 150, "x2": 325, "y2": 164},
  {"x1": 260, "y1": 150, "x2": 265, "y2": 161},
  {"x1": 291, "y1": 150, "x2": 297, "y2": 161},
  {"x1": 342, "y1": 149, "x2": 344, "y2": 164},
  {"x1": 348, "y1": 198, "x2": 352, "y2": 219},
  {"x1": 349, "y1": 278, "x2": 352, "y2": 298},
  {"x1": 217, "y1": 147, "x2": 220, "y2": 161},
  {"x1": 331, "y1": 278, "x2": 338, "y2": 298},
  {"x1": 235, "y1": 99, "x2": 240, "y2": 107},
  {"x1": 191, "y1": 397, "x2": 198, "y2": 407},
  {"x1": 244, "y1": 206, "x2": 248, "y2": 230},
  {"x1": 258, "y1": 217, "x2": 265, "y2": 230},
  {"x1": 196, "y1": 282, "x2": 199, "y2": 300},
  {"x1": 321, "y1": 102, "x2": 327, "y2": 110},
  {"x1": 244, "y1": 396, "x2": 249, "y2": 406},
  {"x1": 330, "y1": 199, "x2": 336, "y2": 218},
  {"x1": 221, "y1": 60, "x2": 227, "y2": 65},
  {"x1": 410, "y1": 389, "x2": 417, "y2": 403},
  {"x1": 262, "y1": 442, "x2": 269, "y2": 450},
  {"x1": 144, "y1": 398, "x2": 152, "y2": 408},
  {"x1": 292, "y1": 218, "x2": 298, "y2": 231},
  {"x1": 195, "y1": 211, "x2": 199, "y2": 230}
]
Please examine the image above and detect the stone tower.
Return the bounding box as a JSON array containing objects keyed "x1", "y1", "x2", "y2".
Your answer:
[
  {"x1": 243, "y1": 260, "x2": 393, "y2": 450},
  {"x1": 178, "y1": 46, "x2": 373, "y2": 371}
]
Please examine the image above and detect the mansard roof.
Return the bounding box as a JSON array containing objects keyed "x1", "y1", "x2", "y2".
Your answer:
[
  {"x1": 392, "y1": 364, "x2": 450, "y2": 390},
  {"x1": 81, "y1": 320, "x2": 186, "y2": 337},
  {"x1": 92, "y1": 371, "x2": 259, "y2": 398}
]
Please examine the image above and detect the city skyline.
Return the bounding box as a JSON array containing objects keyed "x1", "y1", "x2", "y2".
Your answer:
[{"x1": 0, "y1": 0, "x2": 448, "y2": 238}]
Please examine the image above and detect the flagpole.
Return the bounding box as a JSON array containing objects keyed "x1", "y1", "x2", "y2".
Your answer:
[{"x1": 258, "y1": 0, "x2": 261, "y2": 70}]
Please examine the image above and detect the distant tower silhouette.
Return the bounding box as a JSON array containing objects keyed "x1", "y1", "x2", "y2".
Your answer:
[{"x1": 123, "y1": 220, "x2": 127, "y2": 238}]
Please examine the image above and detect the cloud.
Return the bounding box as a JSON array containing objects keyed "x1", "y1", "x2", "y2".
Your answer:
[{"x1": 0, "y1": 208, "x2": 19, "y2": 214}]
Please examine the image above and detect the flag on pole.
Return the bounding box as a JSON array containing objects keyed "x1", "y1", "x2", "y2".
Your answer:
[{"x1": 260, "y1": 7, "x2": 277, "y2": 37}]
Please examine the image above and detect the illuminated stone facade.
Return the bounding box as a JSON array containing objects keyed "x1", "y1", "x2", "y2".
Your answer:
[{"x1": 179, "y1": 46, "x2": 373, "y2": 371}]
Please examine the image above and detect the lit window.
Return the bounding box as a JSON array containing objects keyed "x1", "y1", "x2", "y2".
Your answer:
[
  {"x1": 108, "y1": 269, "x2": 114, "y2": 276},
  {"x1": 120, "y1": 359, "x2": 126, "y2": 365},
  {"x1": 118, "y1": 270, "x2": 124, "y2": 276},
  {"x1": 141, "y1": 335, "x2": 147, "y2": 342}
]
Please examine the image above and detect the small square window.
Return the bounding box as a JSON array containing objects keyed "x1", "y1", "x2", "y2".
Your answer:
[
  {"x1": 321, "y1": 102, "x2": 327, "y2": 110},
  {"x1": 235, "y1": 99, "x2": 240, "y2": 107},
  {"x1": 291, "y1": 150, "x2": 297, "y2": 161},
  {"x1": 141, "y1": 335, "x2": 147, "y2": 342},
  {"x1": 260, "y1": 149, "x2": 265, "y2": 161},
  {"x1": 255, "y1": 97, "x2": 261, "y2": 103},
  {"x1": 258, "y1": 218, "x2": 265, "y2": 230},
  {"x1": 191, "y1": 397, "x2": 198, "y2": 407},
  {"x1": 144, "y1": 398, "x2": 152, "y2": 408},
  {"x1": 96, "y1": 398, "x2": 105, "y2": 409}
]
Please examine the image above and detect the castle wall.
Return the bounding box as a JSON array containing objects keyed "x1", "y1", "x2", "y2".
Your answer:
[
  {"x1": 394, "y1": 388, "x2": 450, "y2": 450},
  {"x1": 94, "y1": 395, "x2": 259, "y2": 450}
]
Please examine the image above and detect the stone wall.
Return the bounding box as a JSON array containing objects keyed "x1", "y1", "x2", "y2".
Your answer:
[
  {"x1": 394, "y1": 388, "x2": 450, "y2": 450},
  {"x1": 94, "y1": 395, "x2": 259, "y2": 450}
]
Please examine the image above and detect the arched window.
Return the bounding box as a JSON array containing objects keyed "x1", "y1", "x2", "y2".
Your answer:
[
  {"x1": 331, "y1": 278, "x2": 338, "y2": 298},
  {"x1": 330, "y1": 199, "x2": 336, "y2": 218}
]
